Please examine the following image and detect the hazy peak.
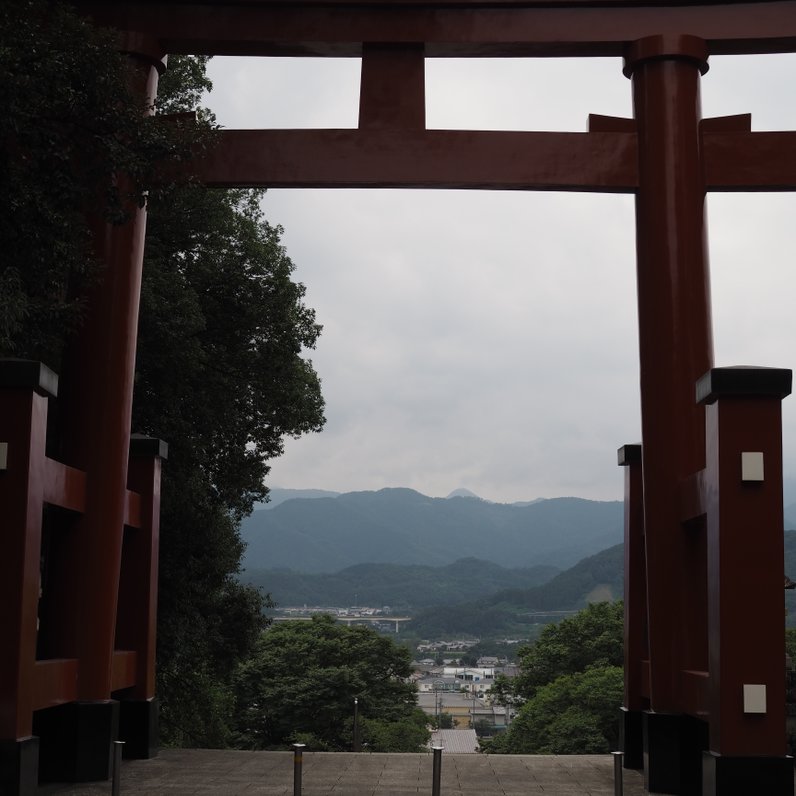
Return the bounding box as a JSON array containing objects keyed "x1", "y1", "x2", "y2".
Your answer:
[{"x1": 446, "y1": 488, "x2": 482, "y2": 500}]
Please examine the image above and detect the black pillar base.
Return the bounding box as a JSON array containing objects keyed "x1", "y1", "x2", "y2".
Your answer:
[
  {"x1": 620, "y1": 707, "x2": 644, "y2": 769},
  {"x1": 33, "y1": 700, "x2": 119, "y2": 783},
  {"x1": 119, "y1": 698, "x2": 158, "y2": 759},
  {"x1": 644, "y1": 711, "x2": 708, "y2": 795},
  {"x1": 702, "y1": 752, "x2": 794, "y2": 796},
  {"x1": 0, "y1": 737, "x2": 39, "y2": 796}
]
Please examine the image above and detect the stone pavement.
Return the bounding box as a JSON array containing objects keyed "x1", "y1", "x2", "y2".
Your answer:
[{"x1": 37, "y1": 749, "x2": 655, "y2": 795}]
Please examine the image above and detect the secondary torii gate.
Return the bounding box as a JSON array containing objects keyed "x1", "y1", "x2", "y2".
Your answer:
[{"x1": 3, "y1": 1, "x2": 796, "y2": 794}]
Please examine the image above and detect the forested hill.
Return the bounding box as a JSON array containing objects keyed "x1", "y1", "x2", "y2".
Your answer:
[
  {"x1": 242, "y1": 558, "x2": 560, "y2": 611},
  {"x1": 243, "y1": 530, "x2": 796, "y2": 634},
  {"x1": 410, "y1": 529, "x2": 796, "y2": 636},
  {"x1": 240, "y1": 488, "x2": 623, "y2": 572},
  {"x1": 408, "y1": 543, "x2": 625, "y2": 637}
]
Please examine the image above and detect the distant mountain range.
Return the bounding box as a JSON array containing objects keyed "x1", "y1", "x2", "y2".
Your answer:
[
  {"x1": 240, "y1": 487, "x2": 624, "y2": 573},
  {"x1": 253, "y1": 480, "x2": 796, "y2": 533},
  {"x1": 240, "y1": 488, "x2": 796, "y2": 635}
]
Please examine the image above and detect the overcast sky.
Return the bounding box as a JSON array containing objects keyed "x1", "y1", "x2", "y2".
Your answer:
[{"x1": 203, "y1": 53, "x2": 796, "y2": 504}]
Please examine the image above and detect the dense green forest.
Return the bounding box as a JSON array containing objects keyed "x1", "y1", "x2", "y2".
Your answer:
[{"x1": 244, "y1": 558, "x2": 559, "y2": 611}]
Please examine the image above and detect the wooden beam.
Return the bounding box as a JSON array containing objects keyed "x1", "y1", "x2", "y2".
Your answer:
[
  {"x1": 78, "y1": 1, "x2": 796, "y2": 58},
  {"x1": 32, "y1": 659, "x2": 79, "y2": 712},
  {"x1": 111, "y1": 651, "x2": 138, "y2": 693},
  {"x1": 704, "y1": 130, "x2": 796, "y2": 190},
  {"x1": 195, "y1": 129, "x2": 638, "y2": 191},
  {"x1": 43, "y1": 459, "x2": 86, "y2": 514},
  {"x1": 194, "y1": 127, "x2": 796, "y2": 193}
]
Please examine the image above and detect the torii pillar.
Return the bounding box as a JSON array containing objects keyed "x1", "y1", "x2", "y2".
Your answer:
[
  {"x1": 624, "y1": 34, "x2": 714, "y2": 794},
  {"x1": 622, "y1": 35, "x2": 793, "y2": 795},
  {"x1": 0, "y1": 33, "x2": 167, "y2": 792}
]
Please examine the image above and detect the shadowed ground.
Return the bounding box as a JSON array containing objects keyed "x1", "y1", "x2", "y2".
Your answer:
[{"x1": 37, "y1": 749, "x2": 660, "y2": 795}]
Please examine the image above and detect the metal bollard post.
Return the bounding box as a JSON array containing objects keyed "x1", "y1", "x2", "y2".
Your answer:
[
  {"x1": 293, "y1": 743, "x2": 306, "y2": 796},
  {"x1": 612, "y1": 751, "x2": 624, "y2": 796},
  {"x1": 112, "y1": 740, "x2": 125, "y2": 796},
  {"x1": 353, "y1": 697, "x2": 360, "y2": 752},
  {"x1": 431, "y1": 744, "x2": 443, "y2": 796}
]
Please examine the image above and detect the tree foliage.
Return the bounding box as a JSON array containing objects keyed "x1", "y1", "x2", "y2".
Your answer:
[
  {"x1": 361, "y1": 710, "x2": 431, "y2": 752},
  {"x1": 786, "y1": 627, "x2": 796, "y2": 661},
  {"x1": 513, "y1": 601, "x2": 623, "y2": 700},
  {"x1": 485, "y1": 602, "x2": 623, "y2": 755},
  {"x1": 488, "y1": 666, "x2": 623, "y2": 754},
  {"x1": 431, "y1": 712, "x2": 454, "y2": 730},
  {"x1": 0, "y1": 0, "x2": 202, "y2": 363},
  {"x1": 232, "y1": 616, "x2": 427, "y2": 751},
  {"x1": 486, "y1": 673, "x2": 520, "y2": 712}
]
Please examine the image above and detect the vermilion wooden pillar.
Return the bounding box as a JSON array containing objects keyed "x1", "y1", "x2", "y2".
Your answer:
[
  {"x1": 35, "y1": 35, "x2": 166, "y2": 782},
  {"x1": 624, "y1": 35, "x2": 713, "y2": 794},
  {"x1": 0, "y1": 363, "x2": 58, "y2": 796},
  {"x1": 116, "y1": 435, "x2": 167, "y2": 760},
  {"x1": 697, "y1": 367, "x2": 794, "y2": 796}
]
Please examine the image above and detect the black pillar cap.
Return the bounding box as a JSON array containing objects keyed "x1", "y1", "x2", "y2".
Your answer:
[
  {"x1": 618, "y1": 444, "x2": 642, "y2": 466},
  {"x1": 619, "y1": 707, "x2": 644, "y2": 769},
  {"x1": 0, "y1": 736, "x2": 39, "y2": 796},
  {"x1": 119, "y1": 698, "x2": 158, "y2": 759},
  {"x1": 130, "y1": 434, "x2": 169, "y2": 461},
  {"x1": 0, "y1": 359, "x2": 58, "y2": 398},
  {"x1": 696, "y1": 366, "x2": 792, "y2": 405},
  {"x1": 35, "y1": 700, "x2": 119, "y2": 783},
  {"x1": 702, "y1": 751, "x2": 795, "y2": 796}
]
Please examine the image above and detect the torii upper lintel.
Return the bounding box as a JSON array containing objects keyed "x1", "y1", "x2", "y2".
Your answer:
[
  {"x1": 81, "y1": 0, "x2": 796, "y2": 58},
  {"x1": 78, "y1": 0, "x2": 796, "y2": 192}
]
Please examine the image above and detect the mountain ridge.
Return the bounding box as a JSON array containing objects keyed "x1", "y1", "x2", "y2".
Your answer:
[{"x1": 241, "y1": 487, "x2": 623, "y2": 573}]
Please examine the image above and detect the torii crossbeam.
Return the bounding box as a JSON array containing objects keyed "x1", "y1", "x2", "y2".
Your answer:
[{"x1": 3, "y1": 2, "x2": 796, "y2": 794}]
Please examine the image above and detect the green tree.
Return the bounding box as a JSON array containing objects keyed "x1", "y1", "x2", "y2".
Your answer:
[
  {"x1": 486, "y1": 672, "x2": 521, "y2": 728},
  {"x1": 132, "y1": 59, "x2": 324, "y2": 746},
  {"x1": 473, "y1": 719, "x2": 494, "y2": 737},
  {"x1": 0, "y1": 0, "x2": 200, "y2": 363},
  {"x1": 431, "y1": 712, "x2": 454, "y2": 730},
  {"x1": 361, "y1": 709, "x2": 431, "y2": 752},
  {"x1": 484, "y1": 602, "x2": 624, "y2": 755},
  {"x1": 232, "y1": 616, "x2": 427, "y2": 750},
  {"x1": 786, "y1": 627, "x2": 796, "y2": 661},
  {"x1": 513, "y1": 601, "x2": 623, "y2": 700},
  {"x1": 487, "y1": 666, "x2": 623, "y2": 754}
]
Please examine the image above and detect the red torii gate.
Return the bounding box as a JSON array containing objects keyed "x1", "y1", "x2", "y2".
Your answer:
[{"x1": 3, "y1": 1, "x2": 796, "y2": 794}]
